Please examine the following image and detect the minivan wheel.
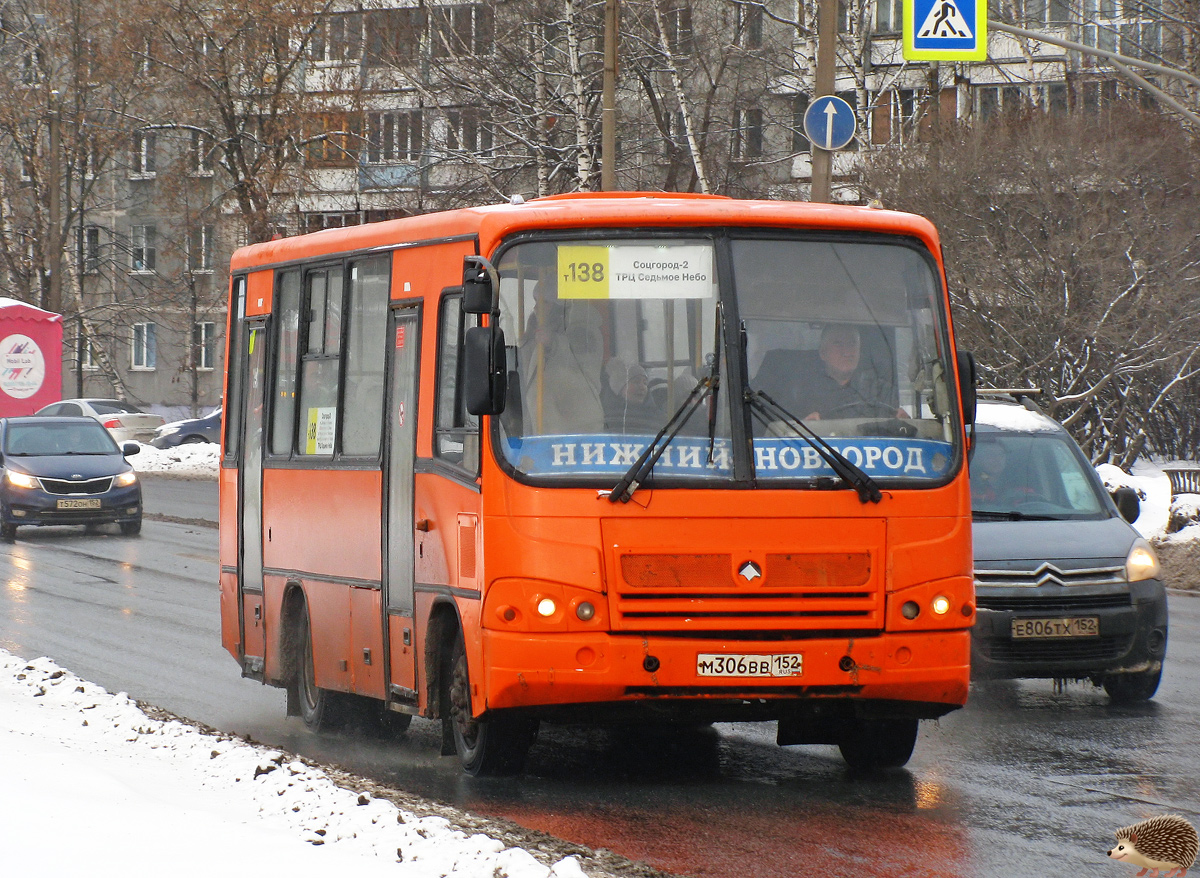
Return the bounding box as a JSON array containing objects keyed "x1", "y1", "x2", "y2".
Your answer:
[{"x1": 1103, "y1": 668, "x2": 1161, "y2": 704}]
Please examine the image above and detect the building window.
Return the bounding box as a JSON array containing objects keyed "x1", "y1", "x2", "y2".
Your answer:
[
  {"x1": 194, "y1": 321, "x2": 217, "y2": 370},
  {"x1": 132, "y1": 323, "x2": 157, "y2": 370},
  {"x1": 738, "y1": 3, "x2": 763, "y2": 48},
  {"x1": 310, "y1": 11, "x2": 364, "y2": 62},
  {"x1": 792, "y1": 94, "x2": 811, "y2": 152},
  {"x1": 132, "y1": 131, "x2": 156, "y2": 176},
  {"x1": 365, "y1": 110, "x2": 423, "y2": 163},
  {"x1": 365, "y1": 8, "x2": 424, "y2": 65},
  {"x1": 131, "y1": 225, "x2": 156, "y2": 272},
  {"x1": 430, "y1": 5, "x2": 494, "y2": 58},
  {"x1": 81, "y1": 341, "x2": 98, "y2": 371},
  {"x1": 190, "y1": 130, "x2": 214, "y2": 175},
  {"x1": 872, "y1": 88, "x2": 921, "y2": 144},
  {"x1": 79, "y1": 226, "x2": 101, "y2": 274},
  {"x1": 875, "y1": 0, "x2": 902, "y2": 32},
  {"x1": 732, "y1": 106, "x2": 763, "y2": 159},
  {"x1": 306, "y1": 114, "x2": 358, "y2": 166},
  {"x1": 662, "y1": 5, "x2": 693, "y2": 54},
  {"x1": 447, "y1": 108, "x2": 493, "y2": 156},
  {"x1": 189, "y1": 225, "x2": 214, "y2": 272}
]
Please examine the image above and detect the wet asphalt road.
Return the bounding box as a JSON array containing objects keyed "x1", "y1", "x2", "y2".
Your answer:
[{"x1": 1, "y1": 475, "x2": 1197, "y2": 878}]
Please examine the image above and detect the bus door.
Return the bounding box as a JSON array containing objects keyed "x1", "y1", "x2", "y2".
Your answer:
[
  {"x1": 384, "y1": 306, "x2": 420, "y2": 706},
  {"x1": 239, "y1": 320, "x2": 268, "y2": 672}
]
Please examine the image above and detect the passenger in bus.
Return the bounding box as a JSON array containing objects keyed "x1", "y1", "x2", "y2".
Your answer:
[
  {"x1": 519, "y1": 280, "x2": 606, "y2": 435},
  {"x1": 602, "y1": 357, "x2": 662, "y2": 434},
  {"x1": 789, "y1": 323, "x2": 907, "y2": 421}
]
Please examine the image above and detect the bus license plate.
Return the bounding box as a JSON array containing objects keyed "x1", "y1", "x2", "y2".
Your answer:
[
  {"x1": 1011, "y1": 617, "x2": 1099, "y2": 639},
  {"x1": 57, "y1": 499, "x2": 101, "y2": 510},
  {"x1": 696, "y1": 653, "x2": 803, "y2": 677}
]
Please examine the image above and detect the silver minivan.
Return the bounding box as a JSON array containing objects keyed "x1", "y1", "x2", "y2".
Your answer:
[{"x1": 970, "y1": 396, "x2": 1168, "y2": 702}]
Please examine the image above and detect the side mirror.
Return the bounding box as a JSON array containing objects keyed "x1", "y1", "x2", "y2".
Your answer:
[
  {"x1": 122, "y1": 442, "x2": 141, "y2": 456},
  {"x1": 957, "y1": 349, "x2": 977, "y2": 427},
  {"x1": 462, "y1": 255, "x2": 498, "y2": 315},
  {"x1": 464, "y1": 326, "x2": 508, "y2": 416},
  {"x1": 1112, "y1": 486, "x2": 1140, "y2": 523}
]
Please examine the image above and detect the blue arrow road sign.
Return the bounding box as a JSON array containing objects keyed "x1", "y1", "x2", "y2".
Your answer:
[{"x1": 803, "y1": 96, "x2": 856, "y2": 152}]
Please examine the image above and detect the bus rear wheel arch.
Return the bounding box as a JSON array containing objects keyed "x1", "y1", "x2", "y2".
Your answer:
[{"x1": 443, "y1": 630, "x2": 537, "y2": 776}]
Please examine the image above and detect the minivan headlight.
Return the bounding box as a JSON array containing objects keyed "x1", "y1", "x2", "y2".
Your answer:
[
  {"x1": 1126, "y1": 540, "x2": 1161, "y2": 582},
  {"x1": 5, "y1": 470, "x2": 37, "y2": 489}
]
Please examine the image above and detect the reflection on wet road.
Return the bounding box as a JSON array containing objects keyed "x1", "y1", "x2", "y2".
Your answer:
[{"x1": 0, "y1": 517, "x2": 1197, "y2": 878}]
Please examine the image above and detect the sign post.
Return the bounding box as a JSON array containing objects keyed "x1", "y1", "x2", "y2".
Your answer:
[{"x1": 903, "y1": 0, "x2": 987, "y2": 61}]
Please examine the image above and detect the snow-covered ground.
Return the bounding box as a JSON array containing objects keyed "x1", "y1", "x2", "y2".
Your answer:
[
  {"x1": 127, "y1": 441, "x2": 221, "y2": 480},
  {"x1": 0, "y1": 651, "x2": 587, "y2": 878}
]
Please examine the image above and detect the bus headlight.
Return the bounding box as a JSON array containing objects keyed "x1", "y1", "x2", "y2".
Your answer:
[
  {"x1": 931, "y1": 595, "x2": 951, "y2": 616},
  {"x1": 1126, "y1": 540, "x2": 1161, "y2": 582},
  {"x1": 5, "y1": 471, "x2": 37, "y2": 489},
  {"x1": 485, "y1": 578, "x2": 607, "y2": 632},
  {"x1": 537, "y1": 597, "x2": 557, "y2": 617}
]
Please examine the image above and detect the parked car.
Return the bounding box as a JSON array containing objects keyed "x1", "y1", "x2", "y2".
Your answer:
[
  {"x1": 34, "y1": 398, "x2": 165, "y2": 444},
  {"x1": 970, "y1": 396, "x2": 1167, "y2": 702},
  {"x1": 0, "y1": 416, "x2": 143, "y2": 539},
  {"x1": 150, "y1": 407, "x2": 222, "y2": 449}
]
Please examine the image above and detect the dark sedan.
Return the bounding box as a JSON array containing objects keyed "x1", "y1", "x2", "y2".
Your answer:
[
  {"x1": 150, "y1": 407, "x2": 222, "y2": 448},
  {"x1": 0, "y1": 417, "x2": 143, "y2": 539}
]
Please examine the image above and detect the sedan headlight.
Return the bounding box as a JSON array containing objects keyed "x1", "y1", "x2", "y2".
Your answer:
[
  {"x1": 114, "y1": 472, "x2": 138, "y2": 487},
  {"x1": 1126, "y1": 539, "x2": 1161, "y2": 582},
  {"x1": 5, "y1": 470, "x2": 38, "y2": 489}
]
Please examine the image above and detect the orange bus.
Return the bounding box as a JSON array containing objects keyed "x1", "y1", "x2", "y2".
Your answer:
[{"x1": 220, "y1": 193, "x2": 977, "y2": 775}]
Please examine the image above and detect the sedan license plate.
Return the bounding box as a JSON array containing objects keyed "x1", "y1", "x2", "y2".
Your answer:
[
  {"x1": 697, "y1": 653, "x2": 803, "y2": 677},
  {"x1": 1011, "y1": 617, "x2": 1099, "y2": 639},
  {"x1": 57, "y1": 498, "x2": 101, "y2": 510}
]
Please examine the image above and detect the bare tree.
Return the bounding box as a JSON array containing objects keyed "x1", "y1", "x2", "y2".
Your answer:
[{"x1": 863, "y1": 106, "x2": 1200, "y2": 465}]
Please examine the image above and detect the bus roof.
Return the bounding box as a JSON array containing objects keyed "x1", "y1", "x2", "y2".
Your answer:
[{"x1": 229, "y1": 192, "x2": 943, "y2": 272}]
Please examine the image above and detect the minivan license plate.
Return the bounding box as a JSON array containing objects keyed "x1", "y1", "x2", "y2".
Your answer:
[
  {"x1": 1011, "y1": 617, "x2": 1099, "y2": 639},
  {"x1": 696, "y1": 653, "x2": 803, "y2": 677},
  {"x1": 57, "y1": 498, "x2": 101, "y2": 510}
]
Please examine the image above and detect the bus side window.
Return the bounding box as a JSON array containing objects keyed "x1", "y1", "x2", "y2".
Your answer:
[
  {"x1": 435, "y1": 294, "x2": 480, "y2": 472},
  {"x1": 270, "y1": 270, "x2": 301, "y2": 456},
  {"x1": 296, "y1": 268, "x2": 343, "y2": 456},
  {"x1": 341, "y1": 256, "x2": 390, "y2": 457}
]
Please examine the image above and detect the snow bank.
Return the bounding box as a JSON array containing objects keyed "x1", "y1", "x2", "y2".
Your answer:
[
  {"x1": 0, "y1": 650, "x2": 585, "y2": 878},
  {"x1": 128, "y1": 442, "x2": 220, "y2": 479},
  {"x1": 1095, "y1": 460, "x2": 1172, "y2": 541}
]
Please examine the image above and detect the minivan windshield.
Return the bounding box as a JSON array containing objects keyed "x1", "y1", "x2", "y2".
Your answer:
[
  {"x1": 492, "y1": 233, "x2": 960, "y2": 488},
  {"x1": 971, "y1": 429, "x2": 1108, "y2": 520}
]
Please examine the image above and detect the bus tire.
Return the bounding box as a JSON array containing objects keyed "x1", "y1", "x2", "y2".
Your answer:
[
  {"x1": 837, "y1": 718, "x2": 918, "y2": 770},
  {"x1": 296, "y1": 603, "x2": 345, "y2": 732},
  {"x1": 445, "y1": 633, "x2": 536, "y2": 776}
]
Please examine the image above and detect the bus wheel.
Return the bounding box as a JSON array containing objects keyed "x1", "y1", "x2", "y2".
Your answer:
[
  {"x1": 445, "y1": 634, "x2": 536, "y2": 776},
  {"x1": 838, "y1": 718, "x2": 918, "y2": 770},
  {"x1": 296, "y1": 604, "x2": 343, "y2": 732}
]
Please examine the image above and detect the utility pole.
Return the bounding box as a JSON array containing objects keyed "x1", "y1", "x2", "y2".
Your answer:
[
  {"x1": 46, "y1": 90, "x2": 63, "y2": 314},
  {"x1": 809, "y1": 0, "x2": 836, "y2": 203},
  {"x1": 601, "y1": 0, "x2": 619, "y2": 190}
]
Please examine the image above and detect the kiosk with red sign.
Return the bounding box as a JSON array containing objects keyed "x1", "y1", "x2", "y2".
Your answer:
[{"x1": 0, "y1": 298, "x2": 63, "y2": 417}]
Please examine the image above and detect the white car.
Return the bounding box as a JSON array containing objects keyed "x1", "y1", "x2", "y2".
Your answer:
[{"x1": 34, "y1": 398, "x2": 166, "y2": 444}]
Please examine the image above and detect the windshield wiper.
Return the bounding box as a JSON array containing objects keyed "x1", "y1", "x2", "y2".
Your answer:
[
  {"x1": 609, "y1": 304, "x2": 724, "y2": 505},
  {"x1": 745, "y1": 388, "x2": 882, "y2": 504},
  {"x1": 972, "y1": 510, "x2": 1060, "y2": 521},
  {"x1": 608, "y1": 374, "x2": 717, "y2": 504}
]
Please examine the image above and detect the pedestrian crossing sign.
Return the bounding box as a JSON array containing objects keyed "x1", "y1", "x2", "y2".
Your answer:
[{"x1": 903, "y1": 0, "x2": 987, "y2": 61}]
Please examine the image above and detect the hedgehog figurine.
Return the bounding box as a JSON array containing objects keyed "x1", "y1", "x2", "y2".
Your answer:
[{"x1": 1108, "y1": 815, "x2": 1199, "y2": 877}]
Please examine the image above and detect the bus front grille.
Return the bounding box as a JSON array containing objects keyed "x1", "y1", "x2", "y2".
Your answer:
[{"x1": 613, "y1": 552, "x2": 883, "y2": 631}]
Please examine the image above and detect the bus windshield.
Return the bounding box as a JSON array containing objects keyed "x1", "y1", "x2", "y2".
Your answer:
[{"x1": 493, "y1": 233, "x2": 959, "y2": 487}]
